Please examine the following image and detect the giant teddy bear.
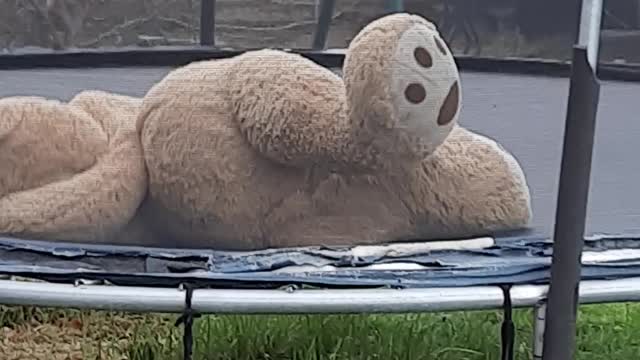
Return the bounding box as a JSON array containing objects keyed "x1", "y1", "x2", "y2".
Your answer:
[{"x1": 0, "y1": 13, "x2": 532, "y2": 250}]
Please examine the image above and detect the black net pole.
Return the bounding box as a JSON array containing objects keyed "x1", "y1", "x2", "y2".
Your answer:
[
  {"x1": 200, "y1": 0, "x2": 216, "y2": 46},
  {"x1": 542, "y1": 1, "x2": 603, "y2": 359},
  {"x1": 312, "y1": 0, "x2": 336, "y2": 50}
]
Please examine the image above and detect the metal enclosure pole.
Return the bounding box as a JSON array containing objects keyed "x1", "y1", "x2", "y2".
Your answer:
[
  {"x1": 577, "y1": 0, "x2": 603, "y2": 68},
  {"x1": 200, "y1": 0, "x2": 216, "y2": 46},
  {"x1": 542, "y1": 0, "x2": 603, "y2": 359},
  {"x1": 312, "y1": 0, "x2": 336, "y2": 50}
]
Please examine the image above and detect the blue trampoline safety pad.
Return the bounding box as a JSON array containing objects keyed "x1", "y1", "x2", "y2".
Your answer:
[{"x1": 2, "y1": 231, "x2": 640, "y2": 289}]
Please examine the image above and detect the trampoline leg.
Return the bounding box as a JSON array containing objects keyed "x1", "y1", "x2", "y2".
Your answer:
[
  {"x1": 175, "y1": 284, "x2": 201, "y2": 360},
  {"x1": 499, "y1": 286, "x2": 515, "y2": 360},
  {"x1": 532, "y1": 303, "x2": 547, "y2": 360}
]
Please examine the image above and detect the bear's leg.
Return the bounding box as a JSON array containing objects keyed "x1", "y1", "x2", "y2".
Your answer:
[
  {"x1": 66, "y1": 90, "x2": 151, "y2": 245},
  {"x1": 0, "y1": 96, "x2": 107, "y2": 198},
  {"x1": 0, "y1": 92, "x2": 147, "y2": 243}
]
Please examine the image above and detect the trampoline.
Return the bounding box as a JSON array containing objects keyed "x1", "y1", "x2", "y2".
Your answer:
[{"x1": 2, "y1": 0, "x2": 640, "y2": 359}]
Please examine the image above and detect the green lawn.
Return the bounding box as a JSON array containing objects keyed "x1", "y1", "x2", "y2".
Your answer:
[{"x1": 2, "y1": 303, "x2": 640, "y2": 359}]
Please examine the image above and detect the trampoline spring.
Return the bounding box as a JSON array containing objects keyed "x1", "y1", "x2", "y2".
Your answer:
[
  {"x1": 175, "y1": 283, "x2": 202, "y2": 360},
  {"x1": 73, "y1": 278, "x2": 103, "y2": 287},
  {"x1": 500, "y1": 284, "x2": 515, "y2": 360},
  {"x1": 282, "y1": 284, "x2": 300, "y2": 293}
]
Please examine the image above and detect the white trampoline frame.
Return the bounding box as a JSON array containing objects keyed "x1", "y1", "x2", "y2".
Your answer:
[{"x1": 2, "y1": 276, "x2": 640, "y2": 358}]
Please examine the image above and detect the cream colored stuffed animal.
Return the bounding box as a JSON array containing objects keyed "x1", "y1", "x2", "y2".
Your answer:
[
  {"x1": 139, "y1": 13, "x2": 532, "y2": 250},
  {"x1": 0, "y1": 90, "x2": 147, "y2": 243}
]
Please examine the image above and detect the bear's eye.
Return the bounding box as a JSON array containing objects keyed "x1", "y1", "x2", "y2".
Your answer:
[
  {"x1": 414, "y1": 47, "x2": 432, "y2": 68},
  {"x1": 405, "y1": 83, "x2": 426, "y2": 104},
  {"x1": 434, "y1": 36, "x2": 448, "y2": 56}
]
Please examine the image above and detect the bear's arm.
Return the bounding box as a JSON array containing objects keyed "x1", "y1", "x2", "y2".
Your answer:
[
  {"x1": 406, "y1": 126, "x2": 532, "y2": 239},
  {"x1": 228, "y1": 50, "x2": 356, "y2": 168}
]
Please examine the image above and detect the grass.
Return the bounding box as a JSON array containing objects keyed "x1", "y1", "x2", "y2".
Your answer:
[{"x1": 2, "y1": 303, "x2": 640, "y2": 359}]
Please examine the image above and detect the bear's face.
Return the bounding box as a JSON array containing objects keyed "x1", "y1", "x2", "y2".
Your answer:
[
  {"x1": 389, "y1": 22, "x2": 460, "y2": 157},
  {"x1": 343, "y1": 13, "x2": 461, "y2": 163}
]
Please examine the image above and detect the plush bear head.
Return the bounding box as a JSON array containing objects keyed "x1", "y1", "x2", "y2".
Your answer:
[{"x1": 343, "y1": 13, "x2": 461, "y2": 165}]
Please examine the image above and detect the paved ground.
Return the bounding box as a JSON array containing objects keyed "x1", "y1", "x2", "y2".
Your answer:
[{"x1": 1, "y1": 67, "x2": 639, "y2": 237}]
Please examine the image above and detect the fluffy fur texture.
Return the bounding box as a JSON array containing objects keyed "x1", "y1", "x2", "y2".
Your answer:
[
  {"x1": 0, "y1": 90, "x2": 147, "y2": 243},
  {"x1": 138, "y1": 13, "x2": 532, "y2": 250},
  {"x1": 0, "y1": 13, "x2": 531, "y2": 250}
]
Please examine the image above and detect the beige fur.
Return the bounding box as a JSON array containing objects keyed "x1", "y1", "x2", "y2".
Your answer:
[
  {"x1": 139, "y1": 13, "x2": 532, "y2": 250},
  {"x1": 0, "y1": 90, "x2": 147, "y2": 243}
]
